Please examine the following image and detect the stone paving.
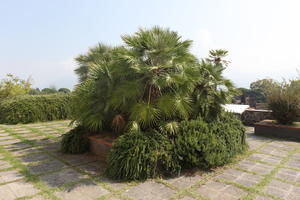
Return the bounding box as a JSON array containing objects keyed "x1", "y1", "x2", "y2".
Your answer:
[{"x1": 0, "y1": 122, "x2": 300, "y2": 200}]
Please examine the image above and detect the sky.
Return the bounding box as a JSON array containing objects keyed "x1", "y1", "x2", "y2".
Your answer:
[{"x1": 1, "y1": 0, "x2": 300, "y2": 89}]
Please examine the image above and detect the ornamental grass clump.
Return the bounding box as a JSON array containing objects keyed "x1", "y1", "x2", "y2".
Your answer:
[{"x1": 106, "y1": 131, "x2": 175, "y2": 180}]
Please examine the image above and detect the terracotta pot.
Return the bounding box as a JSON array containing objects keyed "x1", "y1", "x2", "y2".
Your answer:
[{"x1": 88, "y1": 135, "x2": 115, "y2": 158}]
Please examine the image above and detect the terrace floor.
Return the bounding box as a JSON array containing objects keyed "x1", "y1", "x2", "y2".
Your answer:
[{"x1": 0, "y1": 121, "x2": 299, "y2": 200}]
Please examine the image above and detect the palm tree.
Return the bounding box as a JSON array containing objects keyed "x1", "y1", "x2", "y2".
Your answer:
[
  {"x1": 75, "y1": 43, "x2": 113, "y2": 82},
  {"x1": 71, "y1": 27, "x2": 237, "y2": 134}
]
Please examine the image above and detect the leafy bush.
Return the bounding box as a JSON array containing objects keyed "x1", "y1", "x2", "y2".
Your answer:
[
  {"x1": 0, "y1": 74, "x2": 32, "y2": 100},
  {"x1": 106, "y1": 112, "x2": 246, "y2": 180},
  {"x1": 174, "y1": 112, "x2": 246, "y2": 169},
  {"x1": 61, "y1": 125, "x2": 90, "y2": 154},
  {"x1": 0, "y1": 94, "x2": 71, "y2": 124},
  {"x1": 266, "y1": 81, "x2": 300, "y2": 124}
]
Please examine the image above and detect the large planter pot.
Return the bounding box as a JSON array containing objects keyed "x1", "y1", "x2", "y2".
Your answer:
[
  {"x1": 88, "y1": 135, "x2": 115, "y2": 159},
  {"x1": 254, "y1": 120, "x2": 300, "y2": 141}
]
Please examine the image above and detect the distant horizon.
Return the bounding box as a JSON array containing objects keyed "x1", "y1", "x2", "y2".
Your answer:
[{"x1": 1, "y1": 0, "x2": 299, "y2": 89}]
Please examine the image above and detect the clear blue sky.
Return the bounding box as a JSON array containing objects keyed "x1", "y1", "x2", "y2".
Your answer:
[{"x1": 1, "y1": 0, "x2": 299, "y2": 89}]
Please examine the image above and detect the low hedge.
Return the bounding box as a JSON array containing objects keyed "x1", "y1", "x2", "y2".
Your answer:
[
  {"x1": 106, "y1": 112, "x2": 247, "y2": 181},
  {"x1": 0, "y1": 94, "x2": 72, "y2": 124}
]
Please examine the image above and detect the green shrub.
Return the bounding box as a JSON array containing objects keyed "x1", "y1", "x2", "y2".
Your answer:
[
  {"x1": 266, "y1": 81, "x2": 300, "y2": 124},
  {"x1": 106, "y1": 131, "x2": 179, "y2": 180},
  {"x1": 106, "y1": 112, "x2": 246, "y2": 180},
  {"x1": 174, "y1": 112, "x2": 246, "y2": 169},
  {"x1": 61, "y1": 125, "x2": 90, "y2": 154},
  {"x1": 0, "y1": 94, "x2": 71, "y2": 124}
]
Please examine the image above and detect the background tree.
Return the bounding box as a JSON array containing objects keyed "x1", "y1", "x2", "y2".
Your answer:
[
  {"x1": 28, "y1": 88, "x2": 41, "y2": 95},
  {"x1": 0, "y1": 74, "x2": 32, "y2": 100},
  {"x1": 58, "y1": 88, "x2": 71, "y2": 93},
  {"x1": 250, "y1": 78, "x2": 276, "y2": 103},
  {"x1": 41, "y1": 87, "x2": 57, "y2": 94}
]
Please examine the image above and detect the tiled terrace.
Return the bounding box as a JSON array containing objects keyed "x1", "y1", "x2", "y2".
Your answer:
[{"x1": 0, "y1": 121, "x2": 299, "y2": 200}]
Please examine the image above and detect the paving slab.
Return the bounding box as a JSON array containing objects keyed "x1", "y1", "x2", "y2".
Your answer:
[
  {"x1": 258, "y1": 145, "x2": 289, "y2": 157},
  {"x1": 179, "y1": 196, "x2": 196, "y2": 200},
  {"x1": 4, "y1": 142, "x2": 32, "y2": 150},
  {"x1": 56, "y1": 152, "x2": 100, "y2": 166},
  {"x1": 0, "y1": 160, "x2": 13, "y2": 170},
  {"x1": 248, "y1": 153, "x2": 282, "y2": 165},
  {"x1": 7, "y1": 180, "x2": 39, "y2": 198},
  {"x1": 216, "y1": 168, "x2": 262, "y2": 187},
  {"x1": 0, "y1": 184, "x2": 16, "y2": 200},
  {"x1": 123, "y1": 180, "x2": 175, "y2": 200},
  {"x1": 263, "y1": 179, "x2": 297, "y2": 199},
  {"x1": 165, "y1": 175, "x2": 201, "y2": 188},
  {"x1": 76, "y1": 161, "x2": 106, "y2": 176},
  {"x1": 0, "y1": 136, "x2": 16, "y2": 141},
  {"x1": 0, "y1": 170, "x2": 23, "y2": 183},
  {"x1": 40, "y1": 168, "x2": 88, "y2": 188},
  {"x1": 97, "y1": 177, "x2": 128, "y2": 191},
  {"x1": 253, "y1": 195, "x2": 273, "y2": 200},
  {"x1": 0, "y1": 139, "x2": 21, "y2": 146},
  {"x1": 17, "y1": 153, "x2": 51, "y2": 163},
  {"x1": 196, "y1": 181, "x2": 247, "y2": 200},
  {"x1": 0, "y1": 133, "x2": 10, "y2": 137},
  {"x1": 287, "y1": 160, "x2": 300, "y2": 169},
  {"x1": 55, "y1": 180, "x2": 109, "y2": 200},
  {"x1": 30, "y1": 195, "x2": 47, "y2": 200},
  {"x1": 28, "y1": 159, "x2": 67, "y2": 174},
  {"x1": 275, "y1": 168, "x2": 300, "y2": 182}
]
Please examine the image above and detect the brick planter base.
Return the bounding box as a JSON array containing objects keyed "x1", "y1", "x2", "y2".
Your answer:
[
  {"x1": 254, "y1": 120, "x2": 300, "y2": 141},
  {"x1": 88, "y1": 135, "x2": 115, "y2": 159}
]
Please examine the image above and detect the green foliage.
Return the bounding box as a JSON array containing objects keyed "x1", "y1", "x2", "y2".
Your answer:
[
  {"x1": 106, "y1": 111, "x2": 246, "y2": 180},
  {"x1": 266, "y1": 80, "x2": 300, "y2": 124},
  {"x1": 75, "y1": 43, "x2": 113, "y2": 82},
  {"x1": 174, "y1": 112, "x2": 246, "y2": 169},
  {"x1": 41, "y1": 87, "x2": 57, "y2": 94},
  {"x1": 0, "y1": 94, "x2": 71, "y2": 124},
  {"x1": 29, "y1": 87, "x2": 71, "y2": 95},
  {"x1": 58, "y1": 88, "x2": 71, "y2": 93},
  {"x1": 249, "y1": 79, "x2": 276, "y2": 103},
  {"x1": 71, "y1": 27, "x2": 237, "y2": 132},
  {"x1": 61, "y1": 125, "x2": 90, "y2": 154},
  {"x1": 235, "y1": 79, "x2": 277, "y2": 104},
  {"x1": 28, "y1": 88, "x2": 41, "y2": 95},
  {"x1": 0, "y1": 74, "x2": 32, "y2": 100},
  {"x1": 106, "y1": 131, "x2": 172, "y2": 180}
]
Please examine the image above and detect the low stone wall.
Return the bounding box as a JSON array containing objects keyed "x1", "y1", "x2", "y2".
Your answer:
[
  {"x1": 254, "y1": 121, "x2": 300, "y2": 141},
  {"x1": 241, "y1": 109, "x2": 273, "y2": 126}
]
